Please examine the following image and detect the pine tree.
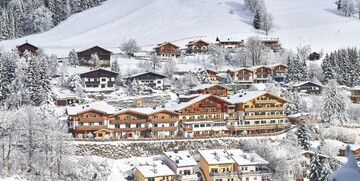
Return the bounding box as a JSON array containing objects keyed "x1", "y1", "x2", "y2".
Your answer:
[
  {"x1": 0, "y1": 52, "x2": 17, "y2": 104},
  {"x1": 309, "y1": 152, "x2": 327, "y2": 181},
  {"x1": 68, "y1": 49, "x2": 79, "y2": 66},
  {"x1": 296, "y1": 119, "x2": 310, "y2": 150},
  {"x1": 111, "y1": 59, "x2": 122, "y2": 86},
  {"x1": 321, "y1": 54, "x2": 334, "y2": 84},
  {"x1": 322, "y1": 79, "x2": 348, "y2": 125},
  {"x1": 286, "y1": 90, "x2": 301, "y2": 115},
  {"x1": 253, "y1": 9, "x2": 262, "y2": 29},
  {"x1": 26, "y1": 56, "x2": 43, "y2": 106}
]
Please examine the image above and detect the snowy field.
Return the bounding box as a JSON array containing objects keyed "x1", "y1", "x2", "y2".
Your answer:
[{"x1": 1, "y1": 0, "x2": 360, "y2": 56}]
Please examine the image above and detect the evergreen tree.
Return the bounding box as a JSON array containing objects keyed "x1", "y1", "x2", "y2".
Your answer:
[
  {"x1": 296, "y1": 118, "x2": 310, "y2": 150},
  {"x1": 111, "y1": 59, "x2": 122, "y2": 86},
  {"x1": 26, "y1": 56, "x2": 43, "y2": 106},
  {"x1": 68, "y1": 49, "x2": 79, "y2": 66},
  {"x1": 90, "y1": 53, "x2": 100, "y2": 68},
  {"x1": 309, "y1": 152, "x2": 328, "y2": 181},
  {"x1": 0, "y1": 52, "x2": 17, "y2": 104},
  {"x1": 38, "y1": 55, "x2": 52, "y2": 103},
  {"x1": 253, "y1": 9, "x2": 262, "y2": 29},
  {"x1": 321, "y1": 54, "x2": 334, "y2": 84},
  {"x1": 286, "y1": 90, "x2": 301, "y2": 115},
  {"x1": 322, "y1": 79, "x2": 348, "y2": 125}
]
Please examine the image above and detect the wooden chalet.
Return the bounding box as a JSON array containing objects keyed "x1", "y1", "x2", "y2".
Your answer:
[
  {"x1": 166, "y1": 94, "x2": 233, "y2": 137},
  {"x1": 66, "y1": 102, "x2": 116, "y2": 138},
  {"x1": 199, "y1": 69, "x2": 223, "y2": 83},
  {"x1": 154, "y1": 42, "x2": 180, "y2": 58},
  {"x1": 108, "y1": 109, "x2": 148, "y2": 139},
  {"x1": 227, "y1": 67, "x2": 254, "y2": 85},
  {"x1": 250, "y1": 65, "x2": 272, "y2": 83},
  {"x1": 290, "y1": 81, "x2": 322, "y2": 95},
  {"x1": 124, "y1": 72, "x2": 167, "y2": 90},
  {"x1": 309, "y1": 52, "x2": 321, "y2": 61},
  {"x1": 189, "y1": 84, "x2": 229, "y2": 97},
  {"x1": 185, "y1": 39, "x2": 209, "y2": 54},
  {"x1": 261, "y1": 38, "x2": 281, "y2": 52},
  {"x1": 55, "y1": 95, "x2": 79, "y2": 106},
  {"x1": 227, "y1": 91, "x2": 289, "y2": 135},
  {"x1": 349, "y1": 87, "x2": 360, "y2": 103},
  {"x1": 216, "y1": 37, "x2": 245, "y2": 50},
  {"x1": 77, "y1": 46, "x2": 112, "y2": 67},
  {"x1": 146, "y1": 109, "x2": 179, "y2": 138},
  {"x1": 80, "y1": 69, "x2": 118, "y2": 92},
  {"x1": 339, "y1": 145, "x2": 360, "y2": 157},
  {"x1": 270, "y1": 63, "x2": 288, "y2": 82},
  {"x1": 16, "y1": 42, "x2": 38, "y2": 57}
]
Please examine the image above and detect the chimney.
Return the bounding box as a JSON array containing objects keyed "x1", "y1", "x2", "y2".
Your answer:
[
  {"x1": 175, "y1": 158, "x2": 179, "y2": 164},
  {"x1": 250, "y1": 157, "x2": 254, "y2": 162},
  {"x1": 153, "y1": 164, "x2": 157, "y2": 174},
  {"x1": 174, "y1": 147, "x2": 179, "y2": 153},
  {"x1": 239, "y1": 95, "x2": 243, "y2": 97},
  {"x1": 153, "y1": 106, "x2": 156, "y2": 110}
]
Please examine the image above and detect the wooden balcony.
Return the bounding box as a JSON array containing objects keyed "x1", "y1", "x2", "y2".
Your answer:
[
  {"x1": 109, "y1": 119, "x2": 147, "y2": 124},
  {"x1": 273, "y1": 69, "x2": 286, "y2": 73},
  {"x1": 255, "y1": 99, "x2": 277, "y2": 104},
  {"x1": 150, "y1": 119, "x2": 178, "y2": 123},
  {"x1": 151, "y1": 127, "x2": 177, "y2": 131},
  {"x1": 184, "y1": 111, "x2": 222, "y2": 115},
  {"x1": 243, "y1": 114, "x2": 286, "y2": 120},
  {"x1": 183, "y1": 117, "x2": 224, "y2": 122},
  {"x1": 228, "y1": 123, "x2": 289, "y2": 131},
  {"x1": 75, "y1": 125, "x2": 107, "y2": 131},
  {"x1": 112, "y1": 127, "x2": 148, "y2": 132},
  {"x1": 244, "y1": 107, "x2": 285, "y2": 112},
  {"x1": 79, "y1": 117, "x2": 106, "y2": 122},
  {"x1": 183, "y1": 127, "x2": 193, "y2": 131},
  {"x1": 237, "y1": 74, "x2": 252, "y2": 77},
  {"x1": 199, "y1": 102, "x2": 217, "y2": 107}
]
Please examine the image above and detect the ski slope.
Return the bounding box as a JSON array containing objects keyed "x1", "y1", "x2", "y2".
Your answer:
[{"x1": 1, "y1": 0, "x2": 360, "y2": 56}]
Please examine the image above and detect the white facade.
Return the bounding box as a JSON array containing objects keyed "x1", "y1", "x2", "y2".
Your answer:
[
  {"x1": 82, "y1": 77, "x2": 116, "y2": 92},
  {"x1": 163, "y1": 150, "x2": 198, "y2": 181}
]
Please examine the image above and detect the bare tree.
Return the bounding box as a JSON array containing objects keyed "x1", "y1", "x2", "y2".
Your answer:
[
  {"x1": 340, "y1": 0, "x2": 355, "y2": 17},
  {"x1": 149, "y1": 53, "x2": 162, "y2": 71},
  {"x1": 261, "y1": 11, "x2": 275, "y2": 35},
  {"x1": 208, "y1": 43, "x2": 225, "y2": 70},
  {"x1": 120, "y1": 39, "x2": 141, "y2": 58},
  {"x1": 245, "y1": 36, "x2": 266, "y2": 66}
]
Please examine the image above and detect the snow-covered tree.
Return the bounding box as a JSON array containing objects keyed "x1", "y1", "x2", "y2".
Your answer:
[
  {"x1": 58, "y1": 59, "x2": 68, "y2": 87},
  {"x1": 0, "y1": 51, "x2": 17, "y2": 105},
  {"x1": 149, "y1": 52, "x2": 162, "y2": 71},
  {"x1": 90, "y1": 53, "x2": 100, "y2": 68},
  {"x1": 207, "y1": 43, "x2": 225, "y2": 70},
  {"x1": 309, "y1": 152, "x2": 328, "y2": 181},
  {"x1": 111, "y1": 59, "x2": 122, "y2": 86},
  {"x1": 162, "y1": 59, "x2": 177, "y2": 79},
  {"x1": 127, "y1": 79, "x2": 140, "y2": 96},
  {"x1": 68, "y1": 74, "x2": 82, "y2": 92},
  {"x1": 340, "y1": 0, "x2": 355, "y2": 17},
  {"x1": 321, "y1": 54, "x2": 335, "y2": 84},
  {"x1": 183, "y1": 71, "x2": 199, "y2": 89},
  {"x1": 30, "y1": 5, "x2": 53, "y2": 34},
  {"x1": 246, "y1": 36, "x2": 266, "y2": 66},
  {"x1": 260, "y1": 11, "x2": 275, "y2": 35},
  {"x1": 68, "y1": 49, "x2": 79, "y2": 66},
  {"x1": 233, "y1": 48, "x2": 250, "y2": 67},
  {"x1": 322, "y1": 79, "x2": 348, "y2": 125},
  {"x1": 297, "y1": 118, "x2": 310, "y2": 150},
  {"x1": 253, "y1": 9, "x2": 262, "y2": 29},
  {"x1": 120, "y1": 39, "x2": 141, "y2": 57},
  {"x1": 197, "y1": 70, "x2": 211, "y2": 84}
]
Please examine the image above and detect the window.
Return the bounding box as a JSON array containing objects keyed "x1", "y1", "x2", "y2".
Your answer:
[
  {"x1": 115, "y1": 124, "x2": 120, "y2": 128},
  {"x1": 200, "y1": 124, "x2": 205, "y2": 127},
  {"x1": 115, "y1": 116, "x2": 120, "y2": 120},
  {"x1": 206, "y1": 123, "x2": 211, "y2": 127},
  {"x1": 194, "y1": 124, "x2": 199, "y2": 128},
  {"x1": 153, "y1": 123, "x2": 158, "y2": 127},
  {"x1": 136, "y1": 124, "x2": 141, "y2": 128},
  {"x1": 125, "y1": 124, "x2": 131, "y2": 128},
  {"x1": 125, "y1": 116, "x2": 131, "y2": 120},
  {"x1": 254, "y1": 121, "x2": 260, "y2": 124},
  {"x1": 98, "y1": 113, "x2": 103, "y2": 117},
  {"x1": 157, "y1": 81, "x2": 161, "y2": 84},
  {"x1": 211, "y1": 168, "x2": 218, "y2": 173},
  {"x1": 148, "y1": 178, "x2": 155, "y2": 181},
  {"x1": 244, "y1": 105, "x2": 249, "y2": 108},
  {"x1": 170, "y1": 123, "x2": 175, "y2": 127},
  {"x1": 94, "y1": 78, "x2": 98, "y2": 81},
  {"x1": 170, "y1": 115, "x2": 175, "y2": 119},
  {"x1": 245, "y1": 121, "x2": 250, "y2": 125},
  {"x1": 79, "y1": 122, "x2": 84, "y2": 126},
  {"x1": 89, "y1": 122, "x2": 94, "y2": 126},
  {"x1": 261, "y1": 120, "x2": 266, "y2": 124},
  {"x1": 101, "y1": 78, "x2": 106, "y2": 81},
  {"x1": 270, "y1": 120, "x2": 276, "y2": 123},
  {"x1": 152, "y1": 115, "x2": 158, "y2": 119},
  {"x1": 99, "y1": 122, "x2": 104, "y2": 125}
]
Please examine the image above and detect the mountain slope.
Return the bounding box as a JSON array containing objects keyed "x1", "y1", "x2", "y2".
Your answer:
[{"x1": 1, "y1": 0, "x2": 360, "y2": 56}]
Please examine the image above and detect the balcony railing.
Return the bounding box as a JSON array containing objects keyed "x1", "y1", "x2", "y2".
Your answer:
[
  {"x1": 244, "y1": 107, "x2": 285, "y2": 112},
  {"x1": 227, "y1": 123, "x2": 290, "y2": 131},
  {"x1": 209, "y1": 171, "x2": 239, "y2": 178},
  {"x1": 150, "y1": 119, "x2": 178, "y2": 123},
  {"x1": 79, "y1": 117, "x2": 106, "y2": 122},
  {"x1": 112, "y1": 127, "x2": 147, "y2": 132},
  {"x1": 199, "y1": 102, "x2": 218, "y2": 107},
  {"x1": 75, "y1": 125, "x2": 107, "y2": 131},
  {"x1": 244, "y1": 114, "x2": 286, "y2": 120},
  {"x1": 151, "y1": 127, "x2": 177, "y2": 131},
  {"x1": 109, "y1": 119, "x2": 147, "y2": 124},
  {"x1": 254, "y1": 99, "x2": 277, "y2": 104}
]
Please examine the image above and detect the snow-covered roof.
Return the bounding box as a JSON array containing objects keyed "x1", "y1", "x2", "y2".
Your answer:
[
  {"x1": 66, "y1": 101, "x2": 115, "y2": 115},
  {"x1": 287, "y1": 112, "x2": 311, "y2": 118},
  {"x1": 190, "y1": 84, "x2": 228, "y2": 91},
  {"x1": 290, "y1": 81, "x2": 323, "y2": 87},
  {"x1": 225, "y1": 91, "x2": 289, "y2": 104},
  {"x1": 267, "y1": 63, "x2": 288, "y2": 68},
  {"x1": 339, "y1": 144, "x2": 360, "y2": 151},
  {"x1": 231, "y1": 67, "x2": 254, "y2": 73},
  {"x1": 185, "y1": 39, "x2": 209, "y2": 46},
  {"x1": 166, "y1": 94, "x2": 232, "y2": 111},
  {"x1": 226, "y1": 149, "x2": 269, "y2": 166},
  {"x1": 216, "y1": 37, "x2": 244, "y2": 43},
  {"x1": 163, "y1": 150, "x2": 197, "y2": 167},
  {"x1": 136, "y1": 160, "x2": 175, "y2": 178},
  {"x1": 249, "y1": 65, "x2": 271, "y2": 70},
  {"x1": 198, "y1": 149, "x2": 235, "y2": 165},
  {"x1": 154, "y1": 42, "x2": 179, "y2": 49},
  {"x1": 112, "y1": 108, "x2": 177, "y2": 116},
  {"x1": 124, "y1": 71, "x2": 166, "y2": 79}
]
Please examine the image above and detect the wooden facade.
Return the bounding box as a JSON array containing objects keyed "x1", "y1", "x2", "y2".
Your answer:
[
  {"x1": 189, "y1": 84, "x2": 229, "y2": 97},
  {"x1": 309, "y1": 52, "x2": 320, "y2": 61},
  {"x1": 339, "y1": 146, "x2": 360, "y2": 157},
  {"x1": 186, "y1": 39, "x2": 209, "y2": 54},
  {"x1": 200, "y1": 69, "x2": 222, "y2": 83},
  {"x1": 147, "y1": 109, "x2": 179, "y2": 138},
  {"x1": 154, "y1": 42, "x2": 180, "y2": 58},
  {"x1": 292, "y1": 81, "x2": 322, "y2": 95},
  {"x1": 77, "y1": 46, "x2": 112, "y2": 67},
  {"x1": 251, "y1": 66, "x2": 272, "y2": 83},
  {"x1": 270, "y1": 64, "x2": 288, "y2": 82},
  {"x1": 350, "y1": 87, "x2": 360, "y2": 103},
  {"x1": 80, "y1": 69, "x2": 118, "y2": 92},
  {"x1": 216, "y1": 37, "x2": 245, "y2": 50},
  {"x1": 261, "y1": 39, "x2": 281, "y2": 52},
  {"x1": 125, "y1": 72, "x2": 167, "y2": 90},
  {"x1": 16, "y1": 42, "x2": 38, "y2": 57},
  {"x1": 227, "y1": 68, "x2": 254, "y2": 85}
]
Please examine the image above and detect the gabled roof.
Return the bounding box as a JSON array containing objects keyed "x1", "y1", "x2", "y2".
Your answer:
[
  {"x1": 226, "y1": 149, "x2": 269, "y2": 166},
  {"x1": 80, "y1": 68, "x2": 118, "y2": 78},
  {"x1": 249, "y1": 65, "x2": 271, "y2": 71},
  {"x1": 16, "y1": 42, "x2": 39, "y2": 50},
  {"x1": 268, "y1": 63, "x2": 288, "y2": 68},
  {"x1": 339, "y1": 144, "x2": 360, "y2": 151},
  {"x1": 136, "y1": 160, "x2": 175, "y2": 178},
  {"x1": 200, "y1": 68, "x2": 219, "y2": 75},
  {"x1": 154, "y1": 42, "x2": 179, "y2": 49},
  {"x1": 66, "y1": 101, "x2": 115, "y2": 116},
  {"x1": 225, "y1": 91, "x2": 289, "y2": 104},
  {"x1": 198, "y1": 149, "x2": 235, "y2": 165},
  {"x1": 110, "y1": 108, "x2": 178, "y2": 117},
  {"x1": 231, "y1": 67, "x2": 255, "y2": 73},
  {"x1": 216, "y1": 37, "x2": 244, "y2": 43},
  {"x1": 291, "y1": 81, "x2": 323, "y2": 87},
  {"x1": 94, "y1": 129, "x2": 113, "y2": 133},
  {"x1": 190, "y1": 84, "x2": 229, "y2": 91},
  {"x1": 125, "y1": 71, "x2": 166, "y2": 79},
  {"x1": 165, "y1": 94, "x2": 233, "y2": 111},
  {"x1": 185, "y1": 39, "x2": 209, "y2": 46},
  {"x1": 77, "y1": 46, "x2": 112, "y2": 54}
]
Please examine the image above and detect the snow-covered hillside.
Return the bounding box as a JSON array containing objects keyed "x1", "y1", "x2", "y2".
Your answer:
[{"x1": 1, "y1": 0, "x2": 360, "y2": 56}]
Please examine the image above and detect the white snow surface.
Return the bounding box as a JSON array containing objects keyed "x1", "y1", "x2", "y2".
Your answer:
[{"x1": 1, "y1": 0, "x2": 360, "y2": 56}]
